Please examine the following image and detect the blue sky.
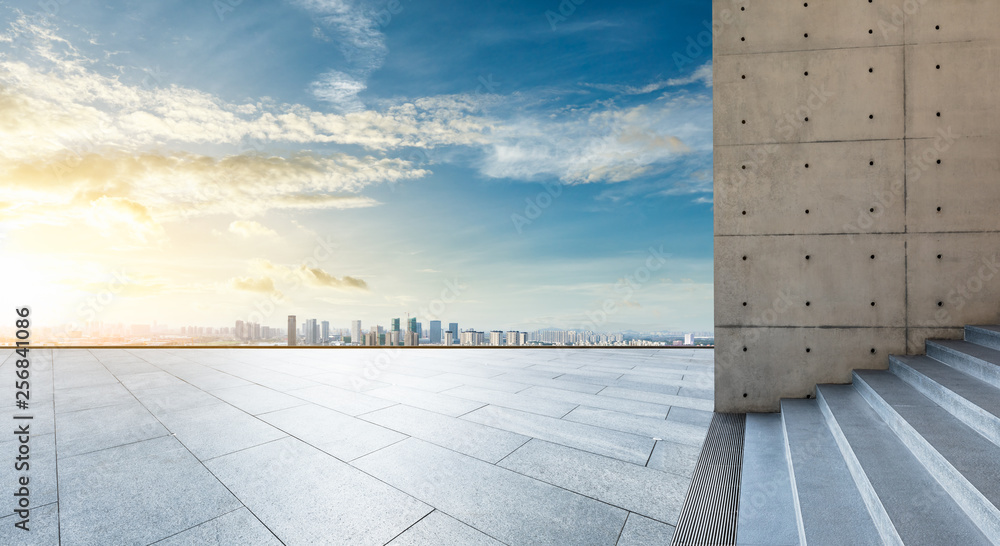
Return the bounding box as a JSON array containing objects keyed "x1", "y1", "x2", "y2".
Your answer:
[{"x1": 0, "y1": 0, "x2": 713, "y2": 333}]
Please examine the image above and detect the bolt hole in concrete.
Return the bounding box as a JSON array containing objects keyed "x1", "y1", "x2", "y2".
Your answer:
[
  {"x1": 871, "y1": 302, "x2": 877, "y2": 307},
  {"x1": 742, "y1": 211, "x2": 747, "y2": 215},
  {"x1": 937, "y1": 206, "x2": 942, "y2": 212},
  {"x1": 936, "y1": 25, "x2": 940, "y2": 30},
  {"x1": 937, "y1": 159, "x2": 942, "y2": 164},
  {"x1": 871, "y1": 254, "x2": 876, "y2": 259},
  {"x1": 804, "y1": 117, "x2": 809, "y2": 122},
  {"x1": 804, "y1": 71, "x2": 809, "y2": 76},
  {"x1": 805, "y1": 163, "x2": 809, "y2": 168},
  {"x1": 806, "y1": 348, "x2": 811, "y2": 353},
  {"x1": 937, "y1": 112, "x2": 942, "y2": 117},
  {"x1": 742, "y1": 119, "x2": 746, "y2": 124},
  {"x1": 806, "y1": 301, "x2": 811, "y2": 306},
  {"x1": 741, "y1": 36, "x2": 745, "y2": 41},
  {"x1": 743, "y1": 393, "x2": 748, "y2": 398},
  {"x1": 871, "y1": 348, "x2": 877, "y2": 354},
  {"x1": 937, "y1": 64, "x2": 941, "y2": 69},
  {"x1": 805, "y1": 209, "x2": 810, "y2": 214},
  {"x1": 938, "y1": 254, "x2": 943, "y2": 259},
  {"x1": 869, "y1": 67, "x2": 874, "y2": 73},
  {"x1": 743, "y1": 302, "x2": 748, "y2": 306},
  {"x1": 804, "y1": 33, "x2": 809, "y2": 38},
  {"x1": 938, "y1": 301, "x2": 944, "y2": 307},
  {"x1": 743, "y1": 347, "x2": 748, "y2": 352},
  {"x1": 742, "y1": 74, "x2": 746, "y2": 79},
  {"x1": 870, "y1": 160, "x2": 875, "y2": 165},
  {"x1": 869, "y1": 29, "x2": 873, "y2": 34},
  {"x1": 870, "y1": 208, "x2": 875, "y2": 213},
  {"x1": 742, "y1": 255, "x2": 748, "y2": 261},
  {"x1": 870, "y1": 114, "x2": 875, "y2": 119},
  {"x1": 806, "y1": 255, "x2": 811, "y2": 260}
]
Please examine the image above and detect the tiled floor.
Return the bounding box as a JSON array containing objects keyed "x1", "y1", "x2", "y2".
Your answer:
[{"x1": 0, "y1": 347, "x2": 714, "y2": 545}]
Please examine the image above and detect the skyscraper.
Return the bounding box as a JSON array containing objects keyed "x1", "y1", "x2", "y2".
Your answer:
[
  {"x1": 321, "y1": 321, "x2": 330, "y2": 344},
  {"x1": 287, "y1": 315, "x2": 296, "y2": 346},
  {"x1": 351, "y1": 320, "x2": 362, "y2": 346},
  {"x1": 430, "y1": 320, "x2": 442, "y2": 344},
  {"x1": 408, "y1": 317, "x2": 417, "y2": 333},
  {"x1": 304, "y1": 319, "x2": 317, "y2": 345},
  {"x1": 391, "y1": 318, "x2": 400, "y2": 332},
  {"x1": 449, "y1": 323, "x2": 459, "y2": 343}
]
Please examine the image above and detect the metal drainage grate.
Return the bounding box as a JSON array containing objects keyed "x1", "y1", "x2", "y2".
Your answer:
[{"x1": 671, "y1": 412, "x2": 746, "y2": 546}]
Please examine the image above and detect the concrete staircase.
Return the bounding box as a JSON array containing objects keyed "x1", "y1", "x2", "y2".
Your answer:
[{"x1": 736, "y1": 326, "x2": 1000, "y2": 546}]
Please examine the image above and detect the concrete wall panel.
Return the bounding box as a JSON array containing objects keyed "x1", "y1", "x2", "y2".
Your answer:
[
  {"x1": 715, "y1": 47, "x2": 904, "y2": 146},
  {"x1": 905, "y1": 42, "x2": 1000, "y2": 138},
  {"x1": 906, "y1": 0, "x2": 1000, "y2": 44},
  {"x1": 716, "y1": 235, "x2": 906, "y2": 328},
  {"x1": 906, "y1": 137, "x2": 1000, "y2": 233},
  {"x1": 907, "y1": 234, "x2": 1000, "y2": 328},
  {"x1": 715, "y1": 141, "x2": 905, "y2": 236},
  {"x1": 907, "y1": 328, "x2": 964, "y2": 354},
  {"x1": 713, "y1": 0, "x2": 905, "y2": 57},
  {"x1": 715, "y1": 327, "x2": 907, "y2": 413}
]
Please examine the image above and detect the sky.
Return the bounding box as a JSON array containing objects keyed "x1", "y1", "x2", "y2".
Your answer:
[{"x1": 0, "y1": 0, "x2": 714, "y2": 334}]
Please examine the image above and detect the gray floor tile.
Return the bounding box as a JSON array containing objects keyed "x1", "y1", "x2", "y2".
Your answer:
[
  {"x1": 598, "y1": 386, "x2": 714, "y2": 412},
  {"x1": 306, "y1": 371, "x2": 390, "y2": 392},
  {"x1": 206, "y1": 437, "x2": 431, "y2": 545},
  {"x1": 353, "y1": 438, "x2": 627, "y2": 546},
  {"x1": 53, "y1": 383, "x2": 136, "y2": 414},
  {"x1": 364, "y1": 385, "x2": 486, "y2": 417},
  {"x1": 645, "y1": 440, "x2": 702, "y2": 478},
  {"x1": 0, "y1": 433, "x2": 58, "y2": 507},
  {"x1": 259, "y1": 403, "x2": 406, "y2": 461},
  {"x1": 0, "y1": 502, "x2": 59, "y2": 546},
  {"x1": 154, "y1": 508, "x2": 282, "y2": 546},
  {"x1": 133, "y1": 384, "x2": 225, "y2": 418},
  {"x1": 158, "y1": 403, "x2": 287, "y2": 461},
  {"x1": 563, "y1": 406, "x2": 708, "y2": 448},
  {"x1": 518, "y1": 385, "x2": 670, "y2": 419},
  {"x1": 462, "y1": 405, "x2": 654, "y2": 465},
  {"x1": 287, "y1": 385, "x2": 396, "y2": 416},
  {"x1": 208, "y1": 384, "x2": 309, "y2": 415},
  {"x1": 57, "y1": 400, "x2": 168, "y2": 458},
  {"x1": 616, "y1": 513, "x2": 676, "y2": 546},
  {"x1": 361, "y1": 404, "x2": 529, "y2": 463},
  {"x1": 58, "y1": 436, "x2": 240, "y2": 545},
  {"x1": 387, "y1": 510, "x2": 505, "y2": 546},
  {"x1": 499, "y1": 439, "x2": 687, "y2": 525},
  {"x1": 666, "y1": 406, "x2": 714, "y2": 427},
  {"x1": 442, "y1": 386, "x2": 578, "y2": 417}
]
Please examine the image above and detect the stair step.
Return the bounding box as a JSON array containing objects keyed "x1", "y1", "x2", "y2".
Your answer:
[
  {"x1": 780, "y1": 399, "x2": 881, "y2": 546},
  {"x1": 853, "y1": 370, "x2": 1000, "y2": 540},
  {"x1": 968, "y1": 326, "x2": 1000, "y2": 352},
  {"x1": 926, "y1": 340, "x2": 1000, "y2": 389},
  {"x1": 735, "y1": 413, "x2": 798, "y2": 546},
  {"x1": 818, "y1": 384, "x2": 991, "y2": 545},
  {"x1": 890, "y1": 355, "x2": 1000, "y2": 448}
]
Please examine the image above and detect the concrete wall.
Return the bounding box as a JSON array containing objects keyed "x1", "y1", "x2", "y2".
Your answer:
[{"x1": 713, "y1": 0, "x2": 1000, "y2": 412}]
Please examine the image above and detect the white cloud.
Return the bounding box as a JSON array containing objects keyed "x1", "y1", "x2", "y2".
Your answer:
[
  {"x1": 583, "y1": 62, "x2": 713, "y2": 96},
  {"x1": 228, "y1": 220, "x2": 278, "y2": 238},
  {"x1": 310, "y1": 70, "x2": 367, "y2": 110}
]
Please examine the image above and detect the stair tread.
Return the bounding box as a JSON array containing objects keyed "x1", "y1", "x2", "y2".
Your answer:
[
  {"x1": 969, "y1": 325, "x2": 1000, "y2": 335},
  {"x1": 892, "y1": 355, "x2": 1000, "y2": 419},
  {"x1": 930, "y1": 339, "x2": 1000, "y2": 367},
  {"x1": 855, "y1": 370, "x2": 1000, "y2": 507},
  {"x1": 736, "y1": 413, "x2": 798, "y2": 546},
  {"x1": 780, "y1": 399, "x2": 881, "y2": 546},
  {"x1": 819, "y1": 384, "x2": 990, "y2": 545}
]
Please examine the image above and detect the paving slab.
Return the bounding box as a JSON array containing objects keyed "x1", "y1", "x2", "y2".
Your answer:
[
  {"x1": 157, "y1": 402, "x2": 287, "y2": 461},
  {"x1": 0, "y1": 502, "x2": 59, "y2": 546},
  {"x1": 361, "y1": 404, "x2": 529, "y2": 463},
  {"x1": 386, "y1": 510, "x2": 506, "y2": 546},
  {"x1": 56, "y1": 400, "x2": 168, "y2": 458},
  {"x1": 442, "y1": 385, "x2": 578, "y2": 417},
  {"x1": 563, "y1": 406, "x2": 708, "y2": 448},
  {"x1": 616, "y1": 513, "x2": 676, "y2": 546},
  {"x1": 498, "y1": 439, "x2": 688, "y2": 525},
  {"x1": 353, "y1": 438, "x2": 627, "y2": 546},
  {"x1": 462, "y1": 405, "x2": 654, "y2": 465},
  {"x1": 598, "y1": 386, "x2": 714, "y2": 412},
  {"x1": 363, "y1": 384, "x2": 486, "y2": 417},
  {"x1": 259, "y1": 403, "x2": 406, "y2": 461},
  {"x1": 206, "y1": 436, "x2": 431, "y2": 546},
  {"x1": 58, "y1": 436, "x2": 241, "y2": 545},
  {"x1": 154, "y1": 507, "x2": 282, "y2": 546},
  {"x1": 518, "y1": 385, "x2": 670, "y2": 418},
  {"x1": 286, "y1": 385, "x2": 396, "y2": 416},
  {"x1": 646, "y1": 440, "x2": 702, "y2": 478},
  {"x1": 208, "y1": 384, "x2": 310, "y2": 415}
]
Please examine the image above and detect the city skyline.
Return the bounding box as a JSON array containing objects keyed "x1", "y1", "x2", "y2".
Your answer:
[{"x1": 0, "y1": 1, "x2": 713, "y2": 334}]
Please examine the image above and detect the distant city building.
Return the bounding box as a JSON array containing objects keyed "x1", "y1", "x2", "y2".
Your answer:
[
  {"x1": 430, "y1": 320, "x2": 442, "y2": 344},
  {"x1": 322, "y1": 321, "x2": 330, "y2": 343},
  {"x1": 287, "y1": 316, "x2": 296, "y2": 346},
  {"x1": 518, "y1": 332, "x2": 528, "y2": 346},
  {"x1": 408, "y1": 317, "x2": 417, "y2": 333},
  {"x1": 489, "y1": 331, "x2": 503, "y2": 346},
  {"x1": 444, "y1": 331, "x2": 453, "y2": 346},
  {"x1": 461, "y1": 331, "x2": 484, "y2": 346},
  {"x1": 506, "y1": 331, "x2": 521, "y2": 346},
  {"x1": 304, "y1": 319, "x2": 317, "y2": 345},
  {"x1": 388, "y1": 330, "x2": 400, "y2": 346},
  {"x1": 404, "y1": 330, "x2": 419, "y2": 346},
  {"x1": 684, "y1": 333, "x2": 694, "y2": 345},
  {"x1": 351, "y1": 320, "x2": 362, "y2": 346},
  {"x1": 392, "y1": 318, "x2": 400, "y2": 332},
  {"x1": 448, "y1": 323, "x2": 459, "y2": 343}
]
